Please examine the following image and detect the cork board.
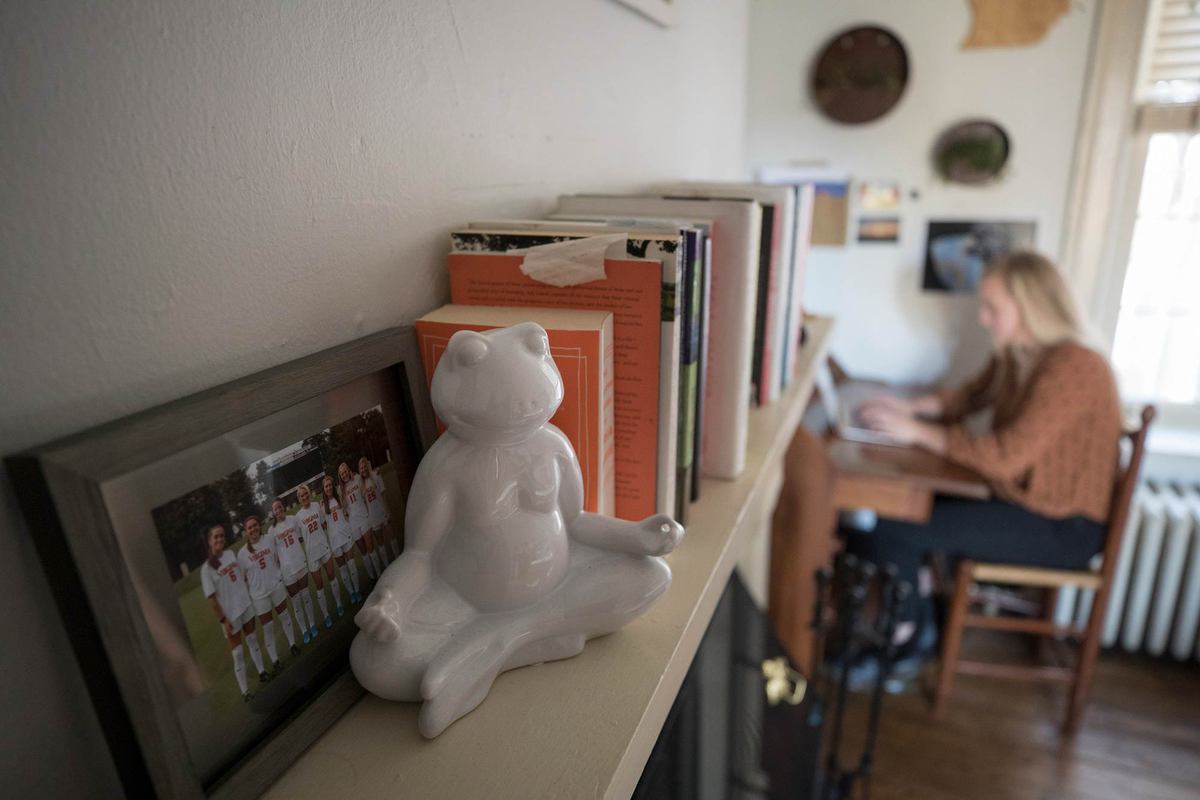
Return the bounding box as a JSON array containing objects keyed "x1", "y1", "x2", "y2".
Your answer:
[{"x1": 962, "y1": 0, "x2": 1069, "y2": 49}]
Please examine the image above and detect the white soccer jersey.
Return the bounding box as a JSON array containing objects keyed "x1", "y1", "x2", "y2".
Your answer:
[
  {"x1": 295, "y1": 502, "x2": 331, "y2": 567},
  {"x1": 237, "y1": 540, "x2": 283, "y2": 601},
  {"x1": 343, "y1": 475, "x2": 371, "y2": 531},
  {"x1": 364, "y1": 472, "x2": 388, "y2": 527},
  {"x1": 201, "y1": 550, "x2": 252, "y2": 622},
  {"x1": 268, "y1": 515, "x2": 308, "y2": 576},
  {"x1": 323, "y1": 497, "x2": 354, "y2": 551}
]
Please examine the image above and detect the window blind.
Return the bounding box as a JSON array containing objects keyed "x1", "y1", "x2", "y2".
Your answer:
[{"x1": 1139, "y1": 0, "x2": 1200, "y2": 104}]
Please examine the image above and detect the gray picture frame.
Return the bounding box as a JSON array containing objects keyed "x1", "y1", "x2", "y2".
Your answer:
[{"x1": 6, "y1": 326, "x2": 435, "y2": 799}]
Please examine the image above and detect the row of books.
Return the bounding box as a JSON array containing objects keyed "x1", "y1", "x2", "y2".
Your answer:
[{"x1": 413, "y1": 182, "x2": 815, "y2": 524}]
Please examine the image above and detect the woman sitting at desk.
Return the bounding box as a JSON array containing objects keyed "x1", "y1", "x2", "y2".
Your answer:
[{"x1": 849, "y1": 251, "x2": 1122, "y2": 668}]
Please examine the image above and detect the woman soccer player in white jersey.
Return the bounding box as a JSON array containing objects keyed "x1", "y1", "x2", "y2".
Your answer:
[
  {"x1": 293, "y1": 484, "x2": 344, "y2": 628},
  {"x1": 236, "y1": 514, "x2": 301, "y2": 664},
  {"x1": 358, "y1": 456, "x2": 398, "y2": 562},
  {"x1": 268, "y1": 498, "x2": 320, "y2": 644},
  {"x1": 322, "y1": 474, "x2": 363, "y2": 605},
  {"x1": 338, "y1": 462, "x2": 384, "y2": 581},
  {"x1": 201, "y1": 524, "x2": 268, "y2": 701}
]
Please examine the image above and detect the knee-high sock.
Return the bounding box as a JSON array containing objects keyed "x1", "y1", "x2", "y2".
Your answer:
[
  {"x1": 278, "y1": 608, "x2": 297, "y2": 646},
  {"x1": 390, "y1": 538, "x2": 401, "y2": 560},
  {"x1": 314, "y1": 584, "x2": 329, "y2": 619},
  {"x1": 362, "y1": 548, "x2": 378, "y2": 580},
  {"x1": 329, "y1": 576, "x2": 343, "y2": 606},
  {"x1": 340, "y1": 562, "x2": 357, "y2": 596},
  {"x1": 300, "y1": 592, "x2": 316, "y2": 629},
  {"x1": 369, "y1": 551, "x2": 384, "y2": 577},
  {"x1": 232, "y1": 645, "x2": 248, "y2": 695},
  {"x1": 262, "y1": 620, "x2": 279, "y2": 663},
  {"x1": 245, "y1": 633, "x2": 265, "y2": 675}
]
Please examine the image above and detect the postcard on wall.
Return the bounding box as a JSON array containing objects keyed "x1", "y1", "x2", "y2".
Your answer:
[
  {"x1": 857, "y1": 217, "x2": 900, "y2": 244},
  {"x1": 858, "y1": 181, "x2": 901, "y2": 212},
  {"x1": 922, "y1": 220, "x2": 1036, "y2": 293},
  {"x1": 811, "y1": 182, "x2": 849, "y2": 246}
]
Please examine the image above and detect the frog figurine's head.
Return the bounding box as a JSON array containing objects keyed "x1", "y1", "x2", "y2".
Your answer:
[{"x1": 431, "y1": 322, "x2": 564, "y2": 445}]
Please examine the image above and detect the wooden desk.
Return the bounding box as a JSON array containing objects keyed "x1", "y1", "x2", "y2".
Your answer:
[
  {"x1": 827, "y1": 437, "x2": 989, "y2": 523},
  {"x1": 769, "y1": 405, "x2": 990, "y2": 668}
]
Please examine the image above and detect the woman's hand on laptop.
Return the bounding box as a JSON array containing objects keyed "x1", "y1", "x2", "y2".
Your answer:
[
  {"x1": 859, "y1": 392, "x2": 943, "y2": 420},
  {"x1": 860, "y1": 403, "x2": 948, "y2": 454},
  {"x1": 858, "y1": 393, "x2": 916, "y2": 419}
]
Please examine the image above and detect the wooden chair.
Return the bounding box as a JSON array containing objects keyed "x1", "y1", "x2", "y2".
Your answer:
[{"x1": 933, "y1": 406, "x2": 1155, "y2": 732}]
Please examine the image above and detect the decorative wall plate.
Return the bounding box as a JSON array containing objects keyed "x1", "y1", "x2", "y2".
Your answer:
[
  {"x1": 810, "y1": 26, "x2": 909, "y2": 125},
  {"x1": 932, "y1": 119, "x2": 1011, "y2": 184}
]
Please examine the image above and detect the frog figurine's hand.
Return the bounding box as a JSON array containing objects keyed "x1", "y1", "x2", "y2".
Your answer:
[
  {"x1": 355, "y1": 588, "x2": 403, "y2": 642},
  {"x1": 638, "y1": 514, "x2": 684, "y2": 556}
]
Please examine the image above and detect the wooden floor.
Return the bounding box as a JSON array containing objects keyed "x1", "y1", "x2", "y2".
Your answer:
[{"x1": 832, "y1": 633, "x2": 1200, "y2": 800}]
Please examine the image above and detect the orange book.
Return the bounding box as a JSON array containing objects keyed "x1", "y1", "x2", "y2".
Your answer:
[
  {"x1": 448, "y1": 252, "x2": 661, "y2": 521},
  {"x1": 415, "y1": 304, "x2": 615, "y2": 516}
]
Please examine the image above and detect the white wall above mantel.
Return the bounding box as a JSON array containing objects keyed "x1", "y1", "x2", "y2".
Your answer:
[{"x1": 0, "y1": 2, "x2": 749, "y2": 795}]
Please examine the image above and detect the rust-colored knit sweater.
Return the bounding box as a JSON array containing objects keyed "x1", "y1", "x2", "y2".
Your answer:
[{"x1": 937, "y1": 343, "x2": 1121, "y2": 523}]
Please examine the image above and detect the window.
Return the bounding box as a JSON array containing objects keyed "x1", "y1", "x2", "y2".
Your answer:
[
  {"x1": 1105, "y1": 0, "x2": 1200, "y2": 410},
  {"x1": 1110, "y1": 131, "x2": 1200, "y2": 405}
]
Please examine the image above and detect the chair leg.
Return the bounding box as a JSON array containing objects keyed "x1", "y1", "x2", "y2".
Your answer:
[
  {"x1": 1044, "y1": 587, "x2": 1060, "y2": 622},
  {"x1": 934, "y1": 559, "x2": 973, "y2": 719},
  {"x1": 1067, "y1": 587, "x2": 1107, "y2": 733}
]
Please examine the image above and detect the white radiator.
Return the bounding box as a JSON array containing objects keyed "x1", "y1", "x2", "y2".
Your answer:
[{"x1": 1054, "y1": 483, "x2": 1200, "y2": 660}]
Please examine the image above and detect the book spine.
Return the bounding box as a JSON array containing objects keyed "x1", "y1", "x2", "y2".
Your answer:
[
  {"x1": 771, "y1": 193, "x2": 795, "y2": 399},
  {"x1": 691, "y1": 233, "x2": 711, "y2": 502},
  {"x1": 752, "y1": 208, "x2": 776, "y2": 407},
  {"x1": 674, "y1": 230, "x2": 700, "y2": 525},
  {"x1": 784, "y1": 185, "x2": 815, "y2": 382},
  {"x1": 656, "y1": 245, "x2": 680, "y2": 520},
  {"x1": 600, "y1": 314, "x2": 616, "y2": 517}
]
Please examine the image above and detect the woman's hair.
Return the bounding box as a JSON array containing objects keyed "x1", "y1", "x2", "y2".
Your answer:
[
  {"x1": 983, "y1": 251, "x2": 1089, "y2": 347},
  {"x1": 244, "y1": 515, "x2": 260, "y2": 553},
  {"x1": 204, "y1": 524, "x2": 224, "y2": 569},
  {"x1": 321, "y1": 475, "x2": 337, "y2": 516}
]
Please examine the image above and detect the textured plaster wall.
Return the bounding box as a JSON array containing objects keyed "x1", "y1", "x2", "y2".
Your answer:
[
  {"x1": 0, "y1": 1, "x2": 748, "y2": 794},
  {"x1": 747, "y1": 0, "x2": 1096, "y2": 384}
]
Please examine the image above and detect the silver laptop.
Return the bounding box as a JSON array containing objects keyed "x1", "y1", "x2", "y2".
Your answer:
[{"x1": 815, "y1": 362, "x2": 912, "y2": 447}]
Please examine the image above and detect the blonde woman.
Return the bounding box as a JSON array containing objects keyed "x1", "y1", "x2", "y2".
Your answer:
[
  {"x1": 293, "y1": 483, "x2": 343, "y2": 627},
  {"x1": 848, "y1": 252, "x2": 1122, "y2": 675},
  {"x1": 322, "y1": 474, "x2": 363, "y2": 604},
  {"x1": 359, "y1": 456, "x2": 398, "y2": 562},
  {"x1": 268, "y1": 498, "x2": 320, "y2": 644},
  {"x1": 338, "y1": 461, "x2": 384, "y2": 581}
]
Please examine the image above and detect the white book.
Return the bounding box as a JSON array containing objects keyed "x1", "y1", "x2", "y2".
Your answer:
[
  {"x1": 557, "y1": 194, "x2": 762, "y2": 480},
  {"x1": 784, "y1": 184, "x2": 815, "y2": 387},
  {"x1": 655, "y1": 182, "x2": 796, "y2": 403}
]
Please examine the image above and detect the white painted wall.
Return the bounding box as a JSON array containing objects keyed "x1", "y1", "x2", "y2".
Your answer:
[
  {"x1": 747, "y1": 0, "x2": 1097, "y2": 385},
  {"x1": 0, "y1": 1, "x2": 748, "y2": 794}
]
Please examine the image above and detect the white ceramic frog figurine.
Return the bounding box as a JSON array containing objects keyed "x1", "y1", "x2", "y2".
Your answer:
[{"x1": 350, "y1": 322, "x2": 683, "y2": 738}]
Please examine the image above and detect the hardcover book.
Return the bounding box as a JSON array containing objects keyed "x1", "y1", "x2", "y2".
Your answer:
[
  {"x1": 415, "y1": 304, "x2": 615, "y2": 516},
  {"x1": 447, "y1": 249, "x2": 667, "y2": 522},
  {"x1": 555, "y1": 195, "x2": 762, "y2": 480}
]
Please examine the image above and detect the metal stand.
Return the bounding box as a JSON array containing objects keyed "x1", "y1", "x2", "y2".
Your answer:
[{"x1": 811, "y1": 554, "x2": 911, "y2": 800}]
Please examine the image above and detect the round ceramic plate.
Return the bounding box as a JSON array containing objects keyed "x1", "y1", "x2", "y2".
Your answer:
[
  {"x1": 932, "y1": 120, "x2": 1011, "y2": 184},
  {"x1": 810, "y1": 26, "x2": 909, "y2": 125}
]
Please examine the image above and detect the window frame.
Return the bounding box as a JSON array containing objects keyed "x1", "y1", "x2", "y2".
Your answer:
[{"x1": 1063, "y1": 0, "x2": 1200, "y2": 432}]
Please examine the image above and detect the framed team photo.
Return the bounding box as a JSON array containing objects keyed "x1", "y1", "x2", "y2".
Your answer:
[{"x1": 6, "y1": 327, "x2": 435, "y2": 800}]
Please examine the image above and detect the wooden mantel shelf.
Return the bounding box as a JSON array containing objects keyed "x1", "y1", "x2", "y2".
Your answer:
[{"x1": 264, "y1": 316, "x2": 835, "y2": 800}]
